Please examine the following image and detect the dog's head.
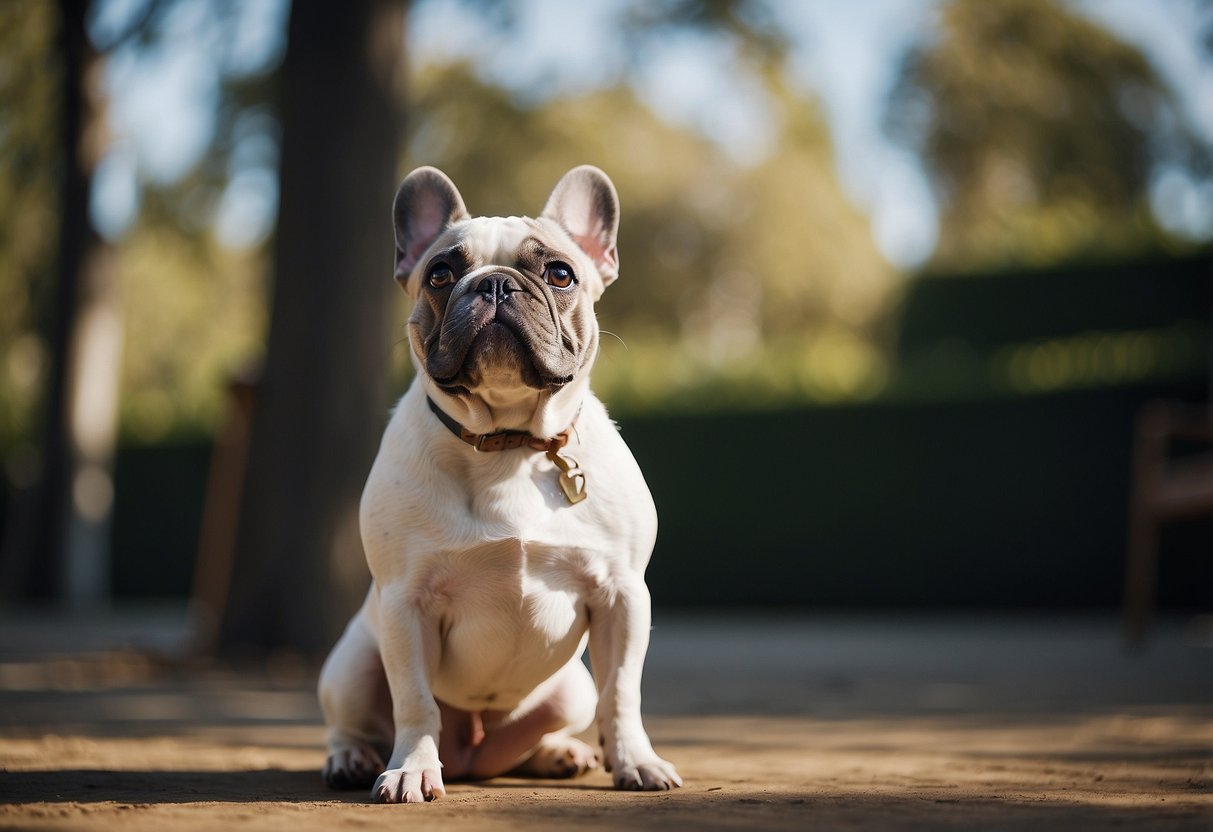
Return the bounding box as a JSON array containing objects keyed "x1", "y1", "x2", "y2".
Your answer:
[{"x1": 392, "y1": 165, "x2": 619, "y2": 432}]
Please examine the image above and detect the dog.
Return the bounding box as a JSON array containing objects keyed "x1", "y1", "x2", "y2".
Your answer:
[{"x1": 317, "y1": 165, "x2": 682, "y2": 803}]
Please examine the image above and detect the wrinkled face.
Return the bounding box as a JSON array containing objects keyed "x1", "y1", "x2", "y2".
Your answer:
[
  {"x1": 407, "y1": 217, "x2": 601, "y2": 396},
  {"x1": 392, "y1": 165, "x2": 621, "y2": 401}
]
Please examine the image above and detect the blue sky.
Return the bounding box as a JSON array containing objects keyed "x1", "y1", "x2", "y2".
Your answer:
[{"x1": 90, "y1": 0, "x2": 1213, "y2": 268}]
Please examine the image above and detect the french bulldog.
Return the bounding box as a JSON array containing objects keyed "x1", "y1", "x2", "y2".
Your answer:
[{"x1": 317, "y1": 165, "x2": 682, "y2": 803}]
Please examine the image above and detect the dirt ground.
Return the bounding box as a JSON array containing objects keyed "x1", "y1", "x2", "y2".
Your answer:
[{"x1": 1, "y1": 609, "x2": 1210, "y2": 831}]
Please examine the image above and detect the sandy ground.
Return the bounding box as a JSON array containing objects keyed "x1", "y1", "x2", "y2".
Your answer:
[{"x1": 1, "y1": 609, "x2": 1210, "y2": 831}]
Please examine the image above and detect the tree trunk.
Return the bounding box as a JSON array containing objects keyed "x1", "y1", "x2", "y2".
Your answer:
[
  {"x1": 2, "y1": 0, "x2": 118, "y2": 606},
  {"x1": 216, "y1": 0, "x2": 406, "y2": 654}
]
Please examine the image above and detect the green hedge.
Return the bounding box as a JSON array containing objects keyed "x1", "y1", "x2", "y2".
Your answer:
[
  {"x1": 625, "y1": 381, "x2": 1211, "y2": 609},
  {"x1": 107, "y1": 380, "x2": 1210, "y2": 609}
]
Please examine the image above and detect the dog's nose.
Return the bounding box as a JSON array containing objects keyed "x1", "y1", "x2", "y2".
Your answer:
[{"x1": 475, "y1": 273, "x2": 518, "y2": 304}]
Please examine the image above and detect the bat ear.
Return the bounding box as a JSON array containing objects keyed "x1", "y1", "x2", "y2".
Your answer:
[
  {"x1": 393, "y1": 167, "x2": 469, "y2": 286},
  {"x1": 541, "y1": 165, "x2": 620, "y2": 286}
]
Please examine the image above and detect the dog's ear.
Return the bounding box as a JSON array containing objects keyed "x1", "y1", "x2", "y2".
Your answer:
[
  {"x1": 393, "y1": 167, "x2": 470, "y2": 286},
  {"x1": 541, "y1": 165, "x2": 620, "y2": 286}
]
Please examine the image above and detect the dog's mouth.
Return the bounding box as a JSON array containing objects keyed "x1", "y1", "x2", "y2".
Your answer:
[
  {"x1": 430, "y1": 319, "x2": 518, "y2": 381},
  {"x1": 427, "y1": 307, "x2": 574, "y2": 392}
]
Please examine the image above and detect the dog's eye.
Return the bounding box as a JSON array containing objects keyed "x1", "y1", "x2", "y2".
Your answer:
[
  {"x1": 426, "y1": 263, "x2": 455, "y2": 288},
  {"x1": 543, "y1": 262, "x2": 576, "y2": 289}
]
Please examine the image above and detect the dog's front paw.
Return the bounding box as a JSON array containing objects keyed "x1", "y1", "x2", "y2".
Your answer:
[
  {"x1": 372, "y1": 767, "x2": 445, "y2": 803},
  {"x1": 611, "y1": 756, "x2": 682, "y2": 791}
]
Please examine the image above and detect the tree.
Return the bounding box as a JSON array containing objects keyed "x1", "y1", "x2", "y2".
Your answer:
[
  {"x1": 0, "y1": 0, "x2": 121, "y2": 605},
  {"x1": 887, "y1": 0, "x2": 1208, "y2": 270},
  {"x1": 214, "y1": 0, "x2": 407, "y2": 654}
]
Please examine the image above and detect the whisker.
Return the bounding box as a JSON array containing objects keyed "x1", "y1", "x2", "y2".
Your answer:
[{"x1": 600, "y1": 329, "x2": 629, "y2": 351}]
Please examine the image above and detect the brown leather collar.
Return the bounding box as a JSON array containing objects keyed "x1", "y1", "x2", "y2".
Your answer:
[
  {"x1": 426, "y1": 396, "x2": 575, "y2": 454},
  {"x1": 426, "y1": 395, "x2": 589, "y2": 504}
]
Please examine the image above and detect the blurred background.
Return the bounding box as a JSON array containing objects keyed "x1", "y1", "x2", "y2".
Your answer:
[{"x1": 0, "y1": 0, "x2": 1209, "y2": 656}]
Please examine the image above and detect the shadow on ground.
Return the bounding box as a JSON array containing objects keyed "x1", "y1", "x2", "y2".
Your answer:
[{"x1": 1, "y1": 610, "x2": 1210, "y2": 831}]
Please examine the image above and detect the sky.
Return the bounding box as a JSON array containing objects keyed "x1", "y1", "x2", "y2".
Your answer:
[{"x1": 89, "y1": 0, "x2": 1213, "y2": 270}]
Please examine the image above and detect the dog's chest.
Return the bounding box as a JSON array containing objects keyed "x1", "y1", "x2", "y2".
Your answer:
[
  {"x1": 362, "y1": 395, "x2": 654, "y2": 709},
  {"x1": 415, "y1": 536, "x2": 598, "y2": 709}
]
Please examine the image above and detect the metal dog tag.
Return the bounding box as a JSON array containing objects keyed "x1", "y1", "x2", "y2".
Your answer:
[{"x1": 547, "y1": 449, "x2": 588, "y2": 505}]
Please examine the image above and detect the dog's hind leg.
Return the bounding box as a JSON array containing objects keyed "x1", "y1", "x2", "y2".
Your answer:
[
  {"x1": 318, "y1": 607, "x2": 393, "y2": 789},
  {"x1": 510, "y1": 733, "x2": 601, "y2": 779},
  {"x1": 440, "y1": 654, "x2": 599, "y2": 781},
  {"x1": 507, "y1": 657, "x2": 601, "y2": 779}
]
